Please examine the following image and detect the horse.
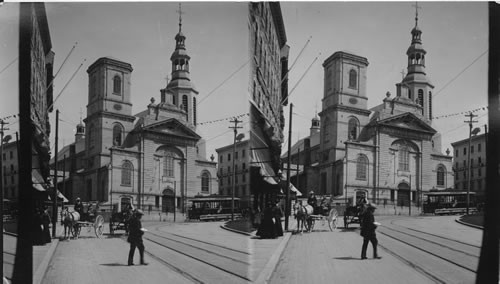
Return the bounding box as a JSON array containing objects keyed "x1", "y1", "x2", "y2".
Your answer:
[
  {"x1": 293, "y1": 201, "x2": 314, "y2": 234},
  {"x1": 61, "y1": 208, "x2": 80, "y2": 239}
]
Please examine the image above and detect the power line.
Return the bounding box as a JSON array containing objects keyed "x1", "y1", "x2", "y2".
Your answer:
[
  {"x1": 197, "y1": 59, "x2": 249, "y2": 106},
  {"x1": 433, "y1": 49, "x2": 488, "y2": 98},
  {"x1": 0, "y1": 57, "x2": 18, "y2": 76}
]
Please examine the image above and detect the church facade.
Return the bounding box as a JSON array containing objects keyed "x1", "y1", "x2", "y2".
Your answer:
[
  {"x1": 67, "y1": 19, "x2": 217, "y2": 213},
  {"x1": 301, "y1": 14, "x2": 453, "y2": 206}
]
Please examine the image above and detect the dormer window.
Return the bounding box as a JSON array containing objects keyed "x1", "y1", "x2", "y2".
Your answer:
[{"x1": 113, "y1": 75, "x2": 121, "y2": 95}]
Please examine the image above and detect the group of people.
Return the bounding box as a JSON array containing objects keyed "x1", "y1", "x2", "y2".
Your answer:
[
  {"x1": 255, "y1": 201, "x2": 284, "y2": 239},
  {"x1": 33, "y1": 206, "x2": 51, "y2": 246}
]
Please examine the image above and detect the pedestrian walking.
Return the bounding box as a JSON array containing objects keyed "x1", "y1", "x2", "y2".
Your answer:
[
  {"x1": 127, "y1": 209, "x2": 148, "y2": 266},
  {"x1": 360, "y1": 203, "x2": 381, "y2": 259},
  {"x1": 41, "y1": 206, "x2": 52, "y2": 244},
  {"x1": 273, "y1": 201, "x2": 284, "y2": 237}
]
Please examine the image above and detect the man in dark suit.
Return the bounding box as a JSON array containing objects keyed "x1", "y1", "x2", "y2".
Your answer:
[
  {"x1": 127, "y1": 209, "x2": 148, "y2": 265},
  {"x1": 360, "y1": 203, "x2": 381, "y2": 260}
]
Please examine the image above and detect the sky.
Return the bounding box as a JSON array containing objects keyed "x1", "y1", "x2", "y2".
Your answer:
[
  {"x1": 0, "y1": 2, "x2": 489, "y2": 159},
  {"x1": 0, "y1": 2, "x2": 249, "y2": 159},
  {"x1": 280, "y1": 2, "x2": 488, "y2": 154}
]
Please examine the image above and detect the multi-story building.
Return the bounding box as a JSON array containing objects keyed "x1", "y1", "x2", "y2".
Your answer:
[
  {"x1": 216, "y1": 140, "x2": 250, "y2": 208},
  {"x1": 2, "y1": 140, "x2": 18, "y2": 200},
  {"x1": 19, "y1": 3, "x2": 55, "y2": 205},
  {"x1": 281, "y1": 115, "x2": 321, "y2": 196},
  {"x1": 451, "y1": 132, "x2": 487, "y2": 201},
  {"x1": 249, "y1": 2, "x2": 289, "y2": 209}
]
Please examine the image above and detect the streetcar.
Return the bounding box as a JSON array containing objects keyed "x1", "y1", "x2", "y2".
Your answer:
[
  {"x1": 187, "y1": 196, "x2": 241, "y2": 221},
  {"x1": 423, "y1": 191, "x2": 477, "y2": 215}
]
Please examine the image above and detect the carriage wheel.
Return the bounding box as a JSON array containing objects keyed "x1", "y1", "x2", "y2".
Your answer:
[
  {"x1": 328, "y1": 216, "x2": 337, "y2": 231},
  {"x1": 94, "y1": 215, "x2": 105, "y2": 238}
]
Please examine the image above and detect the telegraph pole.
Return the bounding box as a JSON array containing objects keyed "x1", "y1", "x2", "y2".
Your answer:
[
  {"x1": 229, "y1": 118, "x2": 242, "y2": 221},
  {"x1": 0, "y1": 119, "x2": 9, "y2": 281},
  {"x1": 465, "y1": 112, "x2": 478, "y2": 215},
  {"x1": 52, "y1": 109, "x2": 59, "y2": 237},
  {"x1": 285, "y1": 103, "x2": 293, "y2": 231}
]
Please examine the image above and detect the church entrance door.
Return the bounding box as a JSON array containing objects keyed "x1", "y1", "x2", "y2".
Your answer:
[
  {"x1": 397, "y1": 183, "x2": 410, "y2": 206},
  {"x1": 162, "y1": 188, "x2": 175, "y2": 213}
]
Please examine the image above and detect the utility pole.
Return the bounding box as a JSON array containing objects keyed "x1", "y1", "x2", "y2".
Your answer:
[
  {"x1": 0, "y1": 119, "x2": 9, "y2": 281},
  {"x1": 52, "y1": 109, "x2": 59, "y2": 237},
  {"x1": 285, "y1": 103, "x2": 293, "y2": 231},
  {"x1": 465, "y1": 112, "x2": 478, "y2": 215},
  {"x1": 229, "y1": 118, "x2": 242, "y2": 221}
]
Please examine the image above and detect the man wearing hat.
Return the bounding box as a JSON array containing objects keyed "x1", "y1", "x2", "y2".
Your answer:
[
  {"x1": 127, "y1": 209, "x2": 148, "y2": 265},
  {"x1": 360, "y1": 203, "x2": 381, "y2": 260},
  {"x1": 74, "y1": 197, "x2": 83, "y2": 218},
  {"x1": 307, "y1": 191, "x2": 318, "y2": 214}
]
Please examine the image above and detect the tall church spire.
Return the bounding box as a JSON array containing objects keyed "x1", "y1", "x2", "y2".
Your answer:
[
  {"x1": 164, "y1": 4, "x2": 199, "y2": 127},
  {"x1": 398, "y1": 2, "x2": 435, "y2": 122}
]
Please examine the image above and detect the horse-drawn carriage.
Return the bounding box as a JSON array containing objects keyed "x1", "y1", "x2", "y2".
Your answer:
[
  {"x1": 109, "y1": 207, "x2": 133, "y2": 235},
  {"x1": 343, "y1": 205, "x2": 365, "y2": 228},
  {"x1": 293, "y1": 198, "x2": 338, "y2": 233},
  {"x1": 62, "y1": 202, "x2": 105, "y2": 239}
]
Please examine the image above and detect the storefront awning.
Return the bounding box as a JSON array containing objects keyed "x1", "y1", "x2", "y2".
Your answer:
[
  {"x1": 251, "y1": 149, "x2": 278, "y2": 185},
  {"x1": 48, "y1": 190, "x2": 69, "y2": 203},
  {"x1": 289, "y1": 183, "x2": 302, "y2": 196},
  {"x1": 32, "y1": 169, "x2": 48, "y2": 192}
]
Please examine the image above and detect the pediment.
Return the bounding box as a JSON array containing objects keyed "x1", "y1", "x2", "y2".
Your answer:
[
  {"x1": 378, "y1": 113, "x2": 436, "y2": 134},
  {"x1": 143, "y1": 118, "x2": 201, "y2": 140}
]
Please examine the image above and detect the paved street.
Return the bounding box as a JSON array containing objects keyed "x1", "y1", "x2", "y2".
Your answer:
[
  {"x1": 270, "y1": 215, "x2": 484, "y2": 284},
  {"x1": 35, "y1": 215, "x2": 490, "y2": 284}
]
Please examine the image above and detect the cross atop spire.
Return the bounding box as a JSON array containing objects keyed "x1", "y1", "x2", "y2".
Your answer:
[
  {"x1": 412, "y1": 2, "x2": 421, "y2": 27},
  {"x1": 177, "y1": 3, "x2": 185, "y2": 33},
  {"x1": 79, "y1": 108, "x2": 83, "y2": 123}
]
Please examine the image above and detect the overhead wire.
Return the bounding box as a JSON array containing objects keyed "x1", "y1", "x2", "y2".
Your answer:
[
  {"x1": 196, "y1": 59, "x2": 249, "y2": 106},
  {"x1": 0, "y1": 57, "x2": 18, "y2": 76},
  {"x1": 433, "y1": 49, "x2": 488, "y2": 98}
]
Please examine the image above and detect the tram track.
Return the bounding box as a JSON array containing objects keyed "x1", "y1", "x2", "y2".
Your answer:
[
  {"x1": 376, "y1": 218, "x2": 479, "y2": 283},
  {"x1": 141, "y1": 224, "x2": 251, "y2": 284}
]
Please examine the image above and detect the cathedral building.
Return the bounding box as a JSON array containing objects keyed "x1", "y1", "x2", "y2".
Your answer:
[
  {"x1": 59, "y1": 15, "x2": 217, "y2": 213},
  {"x1": 290, "y1": 11, "x2": 453, "y2": 207}
]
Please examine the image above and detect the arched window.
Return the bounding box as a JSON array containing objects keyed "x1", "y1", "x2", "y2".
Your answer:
[
  {"x1": 163, "y1": 151, "x2": 174, "y2": 177},
  {"x1": 113, "y1": 123, "x2": 123, "y2": 146},
  {"x1": 408, "y1": 89, "x2": 412, "y2": 100},
  {"x1": 349, "y1": 69, "x2": 357, "y2": 89},
  {"x1": 201, "y1": 171, "x2": 210, "y2": 193},
  {"x1": 121, "y1": 160, "x2": 133, "y2": 186},
  {"x1": 113, "y1": 75, "x2": 121, "y2": 95},
  {"x1": 437, "y1": 165, "x2": 445, "y2": 187},
  {"x1": 182, "y1": 95, "x2": 188, "y2": 114},
  {"x1": 348, "y1": 117, "x2": 359, "y2": 140},
  {"x1": 356, "y1": 154, "x2": 368, "y2": 180},
  {"x1": 399, "y1": 144, "x2": 409, "y2": 171}
]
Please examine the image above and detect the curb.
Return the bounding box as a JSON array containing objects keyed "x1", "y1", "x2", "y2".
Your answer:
[
  {"x1": 33, "y1": 238, "x2": 59, "y2": 284},
  {"x1": 455, "y1": 217, "x2": 483, "y2": 230},
  {"x1": 220, "y1": 224, "x2": 254, "y2": 236},
  {"x1": 254, "y1": 232, "x2": 291, "y2": 284}
]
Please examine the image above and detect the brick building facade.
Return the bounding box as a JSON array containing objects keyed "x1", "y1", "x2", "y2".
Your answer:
[{"x1": 216, "y1": 140, "x2": 250, "y2": 207}]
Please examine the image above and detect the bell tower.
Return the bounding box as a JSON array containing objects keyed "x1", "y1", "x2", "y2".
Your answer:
[
  {"x1": 396, "y1": 3, "x2": 435, "y2": 122},
  {"x1": 164, "y1": 4, "x2": 199, "y2": 128}
]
